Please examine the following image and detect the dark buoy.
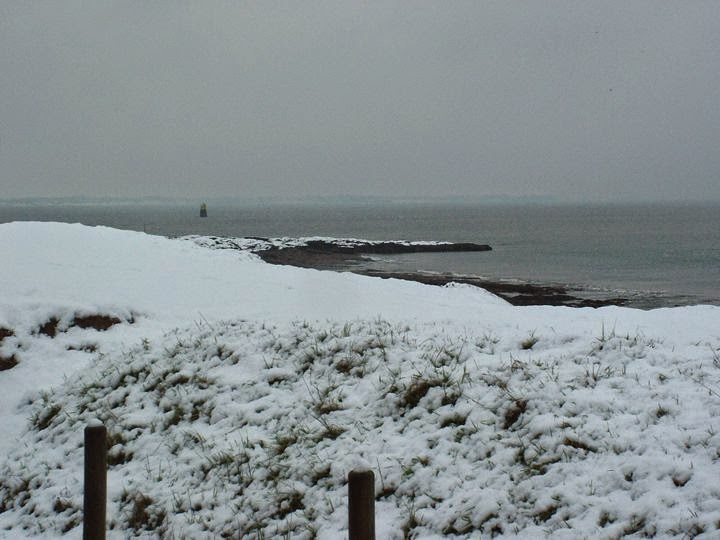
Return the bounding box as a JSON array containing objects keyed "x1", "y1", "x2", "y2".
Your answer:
[{"x1": 200, "y1": 202, "x2": 208, "y2": 218}]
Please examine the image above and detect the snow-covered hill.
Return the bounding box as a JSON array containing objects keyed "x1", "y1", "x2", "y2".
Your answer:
[{"x1": 1, "y1": 222, "x2": 719, "y2": 538}]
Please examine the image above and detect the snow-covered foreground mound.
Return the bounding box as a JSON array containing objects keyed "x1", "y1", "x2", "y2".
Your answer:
[{"x1": 1, "y1": 222, "x2": 720, "y2": 538}]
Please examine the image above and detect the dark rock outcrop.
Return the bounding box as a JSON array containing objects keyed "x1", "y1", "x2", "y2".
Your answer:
[{"x1": 295, "y1": 240, "x2": 491, "y2": 255}]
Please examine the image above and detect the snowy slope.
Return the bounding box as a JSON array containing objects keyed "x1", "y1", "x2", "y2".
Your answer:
[{"x1": 1, "y1": 222, "x2": 719, "y2": 539}]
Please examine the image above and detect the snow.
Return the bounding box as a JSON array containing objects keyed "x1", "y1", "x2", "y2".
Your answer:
[
  {"x1": 1, "y1": 221, "x2": 719, "y2": 538},
  {"x1": 85, "y1": 418, "x2": 104, "y2": 429}
]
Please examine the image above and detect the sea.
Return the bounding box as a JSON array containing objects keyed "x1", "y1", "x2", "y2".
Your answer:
[{"x1": 3, "y1": 201, "x2": 719, "y2": 309}]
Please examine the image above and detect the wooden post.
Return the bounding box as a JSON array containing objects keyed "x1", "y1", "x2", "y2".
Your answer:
[
  {"x1": 83, "y1": 422, "x2": 107, "y2": 540},
  {"x1": 348, "y1": 469, "x2": 375, "y2": 540}
]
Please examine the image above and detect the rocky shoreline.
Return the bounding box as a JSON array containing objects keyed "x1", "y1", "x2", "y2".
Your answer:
[
  {"x1": 354, "y1": 270, "x2": 629, "y2": 308},
  {"x1": 252, "y1": 239, "x2": 629, "y2": 308},
  {"x1": 185, "y1": 235, "x2": 631, "y2": 307}
]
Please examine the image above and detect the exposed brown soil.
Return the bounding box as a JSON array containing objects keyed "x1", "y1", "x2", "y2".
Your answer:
[
  {"x1": 0, "y1": 354, "x2": 19, "y2": 371},
  {"x1": 38, "y1": 317, "x2": 60, "y2": 337},
  {"x1": 0, "y1": 328, "x2": 18, "y2": 370},
  {"x1": 38, "y1": 314, "x2": 124, "y2": 337},
  {"x1": 72, "y1": 314, "x2": 121, "y2": 331}
]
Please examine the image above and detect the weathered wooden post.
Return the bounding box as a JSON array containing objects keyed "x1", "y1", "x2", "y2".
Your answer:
[
  {"x1": 83, "y1": 421, "x2": 107, "y2": 540},
  {"x1": 348, "y1": 469, "x2": 375, "y2": 540}
]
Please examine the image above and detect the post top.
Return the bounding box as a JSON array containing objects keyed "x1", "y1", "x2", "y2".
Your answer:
[
  {"x1": 348, "y1": 468, "x2": 374, "y2": 478},
  {"x1": 348, "y1": 456, "x2": 372, "y2": 472}
]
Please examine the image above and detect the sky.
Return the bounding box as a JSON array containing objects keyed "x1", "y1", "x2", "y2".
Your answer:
[{"x1": 1, "y1": 1, "x2": 719, "y2": 204}]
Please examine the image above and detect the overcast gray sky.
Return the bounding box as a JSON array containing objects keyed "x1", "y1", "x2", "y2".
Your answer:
[{"x1": 1, "y1": 1, "x2": 719, "y2": 203}]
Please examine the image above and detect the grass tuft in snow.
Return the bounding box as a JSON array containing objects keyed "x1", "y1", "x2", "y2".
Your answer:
[{"x1": 520, "y1": 332, "x2": 539, "y2": 350}]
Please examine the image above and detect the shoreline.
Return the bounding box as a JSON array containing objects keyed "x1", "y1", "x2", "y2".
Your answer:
[{"x1": 256, "y1": 246, "x2": 630, "y2": 308}]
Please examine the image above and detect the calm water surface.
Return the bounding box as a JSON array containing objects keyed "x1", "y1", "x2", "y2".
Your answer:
[{"x1": 3, "y1": 202, "x2": 719, "y2": 307}]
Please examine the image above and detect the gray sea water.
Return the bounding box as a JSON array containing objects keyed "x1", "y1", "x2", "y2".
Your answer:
[{"x1": 2, "y1": 201, "x2": 719, "y2": 308}]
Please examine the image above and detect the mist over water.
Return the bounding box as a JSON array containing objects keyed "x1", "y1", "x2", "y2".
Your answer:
[{"x1": 3, "y1": 201, "x2": 719, "y2": 307}]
